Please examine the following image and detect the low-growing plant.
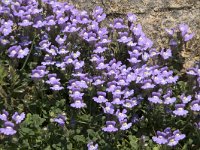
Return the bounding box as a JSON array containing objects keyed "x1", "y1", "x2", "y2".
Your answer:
[{"x1": 0, "y1": 0, "x2": 199, "y2": 149}]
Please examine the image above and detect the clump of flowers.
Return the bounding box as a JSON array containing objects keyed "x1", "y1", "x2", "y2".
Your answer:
[
  {"x1": 0, "y1": 110, "x2": 25, "y2": 135},
  {"x1": 152, "y1": 127, "x2": 185, "y2": 146},
  {"x1": 0, "y1": 0, "x2": 198, "y2": 149}
]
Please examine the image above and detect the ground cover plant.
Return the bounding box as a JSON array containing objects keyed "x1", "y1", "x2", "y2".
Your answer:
[{"x1": 0, "y1": 0, "x2": 199, "y2": 149}]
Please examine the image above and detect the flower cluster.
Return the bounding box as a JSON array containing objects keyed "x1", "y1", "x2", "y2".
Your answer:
[
  {"x1": 0, "y1": 0, "x2": 198, "y2": 148},
  {"x1": 0, "y1": 110, "x2": 25, "y2": 135},
  {"x1": 152, "y1": 127, "x2": 185, "y2": 146}
]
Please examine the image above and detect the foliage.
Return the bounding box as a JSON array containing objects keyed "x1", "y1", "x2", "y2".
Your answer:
[{"x1": 0, "y1": 0, "x2": 199, "y2": 150}]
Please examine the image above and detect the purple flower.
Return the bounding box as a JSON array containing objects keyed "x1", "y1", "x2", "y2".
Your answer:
[
  {"x1": 77, "y1": 11, "x2": 90, "y2": 24},
  {"x1": 50, "y1": 81, "x2": 64, "y2": 91},
  {"x1": 180, "y1": 94, "x2": 192, "y2": 104},
  {"x1": 17, "y1": 47, "x2": 29, "y2": 58},
  {"x1": 142, "y1": 52, "x2": 150, "y2": 61},
  {"x1": 190, "y1": 100, "x2": 200, "y2": 111},
  {"x1": 97, "y1": 27, "x2": 108, "y2": 37},
  {"x1": 102, "y1": 121, "x2": 118, "y2": 132},
  {"x1": 99, "y1": 35, "x2": 111, "y2": 44},
  {"x1": 123, "y1": 89, "x2": 134, "y2": 98},
  {"x1": 184, "y1": 33, "x2": 195, "y2": 42},
  {"x1": 74, "y1": 60, "x2": 85, "y2": 69},
  {"x1": 126, "y1": 72, "x2": 136, "y2": 82},
  {"x1": 160, "y1": 48, "x2": 172, "y2": 60},
  {"x1": 8, "y1": 45, "x2": 20, "y2": 58},
  {"x1": 173, "y1": 130, "x2": 186, "y2": 141},
  {"x1": 93, "y1": 92, "x2": 108, "y2": 103},
  {"x1": 117, "y1": 77, "x2": 129, "y2": 86},
  {"x1": 141, "y1": 80, "x2": 155, "y2": 89},
  {"x1": 111, "y1": 95, "x2": 123, "y2": 105},
  {"x1": 163, "y1": 94, "x2": 176, "y2": 105},
  {"x1": 75, "y1": 80, "x2": 88, "y2": 89},
  {"x1": 187, "y1": 68, "x2": 197, "y2": 75},
  {"x1": 167, "y1": 136, "x2": 178, "y2": 146},
  {"x1": 128, "y1": 54, "x2": 141, "y2": 64},
  {"x1": 18, "y1": 17, "x2": 33, "y2": 27},
  {"x1": 46, "y1": 74, "x2": 60, "y2": 85},
  {"x1": 71, "y1": 51, "x2": 81, "y2": 59},
  {"x1": 55, "y1": 62, "x2": 66, "y2": 70},
  {"x1": 148, "y1": 92, "x2": 162, "y2": 104},
  {"x1": 127, "y1": 13, "x2": 137, "y2": 22},
  {"x1": 117, "y1": 32, "x2": 132, "y2": 43},
  {"x1": 95, "y1": 13, "x2": 106, "y2": 23},
  {"x1": 70, "y1": 88, "x2": 84, "y2": 99},
  {"x1": 92, "y1": 6, "x2": 103, "y2": 16},
  {"x1": 92, "y1": 77, "x2": 105, "y2": 86},
  {"x1": 64, "y1": 56, "x2": 74, "y2": 65},
  {"x1": 112, "y1": 18, "x2": 126, "y2": 29},
  {"x1": 88, "y1": 21, "x2": 99, "y2": 31},
  {"x1": 0, "y1": 121, "x2": 16, "y2": 135},
  {"x1": 169, "y1": 39, "x2": 178, "y2": 46},
  {"x1": 42, "y1": 54, "x2": 55, "y2": 66},
  {"x1": 55, "y1": 35, "x2": 67, "y2": 45},
  {"x1": 0, "y1": 25, "x2": 12, "y2": 36},
  {"x1": 120, "y1": 119, "x2": 132, "y2": 130},
  {"x1": 2, "y1": 0, "x2": 12, "y2": 5},
  {"x1": 179, "y1": 24, "x2": 189, "y2": 36},
  {"x1": 84, "y1": 32, "x2": 98, "y2": 43},
  {"x1": 93, "y1": 6, "x2": 106, "y2": 22},
  {"x1": 106, "y1": 81, "x2": 117, "y2": 92},
  {"x1": 195, "y1": 92, "x2": 200, "y2": 100},
  {"x1": 31, "y1": 65, "x2": 48, "y2": 79},
  {"x1": 0, "y1": 36, "x2": 9, "y2": 45},
  {"x1": 33, "y1": 16, "x2": 45, "y2": 28},
  {"x1": 54, "y1": 114, "x2": 66, "y2": 127},
  {"x1": 12, "y1": 112, "x2": 25, "y2": 124},
  {"x1": 115, "y1": 109, "x2": 127, "y2": 121},
  {"x1": 132, "y1": 24, "x2": 143, "y2": 36},
  {"x1": 56, "y1": 15, "x2": 69, "y2": 25},
  {"x1": 0, "y1": 110, "x2": 9, "y2": 121},
  {"x1": 31, "y1": 70, "x2": 43, "y2": 79},
  {"x1": 45, "y1": 15, "x2": 56, "y2": 26},
  {"x1": 152, "y1": 131, "x2": 168, "y2": 144},
  {"x1": 103, "y1": 102, "x2": 115, "y2": 114},
  {"x1": 70, "y1": 98, "x2": 86, "y2": 108},
  {"x1": 112, "y1": 86, "x2": 124, "y2": 96},
  {"x1": 39, "y1": 40, "x2": 51, "y2": 50},
  {"x1": 173, "y1": 104, "x2": 188, "y2": 116},
  {"x1": 87, "y1": 141, "x2": 98, "y2": 150},
  {"x1": 167, "y1": 75, "x2": 178, "y2": 84},
  {"x1": 46, "y1": 45, "x2": 58, "y2": 56},
  {"x1": 165, "y1": 28, "x2": 174, "y2": 36},
  {"x1": 123, "y1": 98, "x2": 138, "y2": 108},
  {"x1": 57, "y1": 46, "x2": 69, "y2": 54},
  {"x1": 153, "y1": 128, "x2": 185, "y2": 146},
  {"x1": 93, "y1": 44, "x2": 107, "y2": 54}
]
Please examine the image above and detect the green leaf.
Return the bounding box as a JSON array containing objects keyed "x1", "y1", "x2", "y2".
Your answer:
[
  {"x1": 67, "y1": 143, "x2": 73, "y2": 150},
  {"x1": 153, "y1": 147, "x2": 160, "y2": 150},
  {"x1": 73, "y1": 135, "x2": 85, "y2": 143},
  {"x1": 20, "y1": 127, "x2": 35, "y2": 136},
  {"x1": 128, "y1": 135, "x2": 138, "y2": 149}
]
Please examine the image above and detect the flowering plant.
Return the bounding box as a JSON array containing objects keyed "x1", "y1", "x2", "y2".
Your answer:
[{"x1": 0, "y1": 0, "x2": 199, "y2": 149}]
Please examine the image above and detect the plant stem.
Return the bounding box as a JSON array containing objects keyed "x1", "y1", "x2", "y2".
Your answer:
[{"x1": 20, "y1": 34, "x2": 37, "y2": 71}]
